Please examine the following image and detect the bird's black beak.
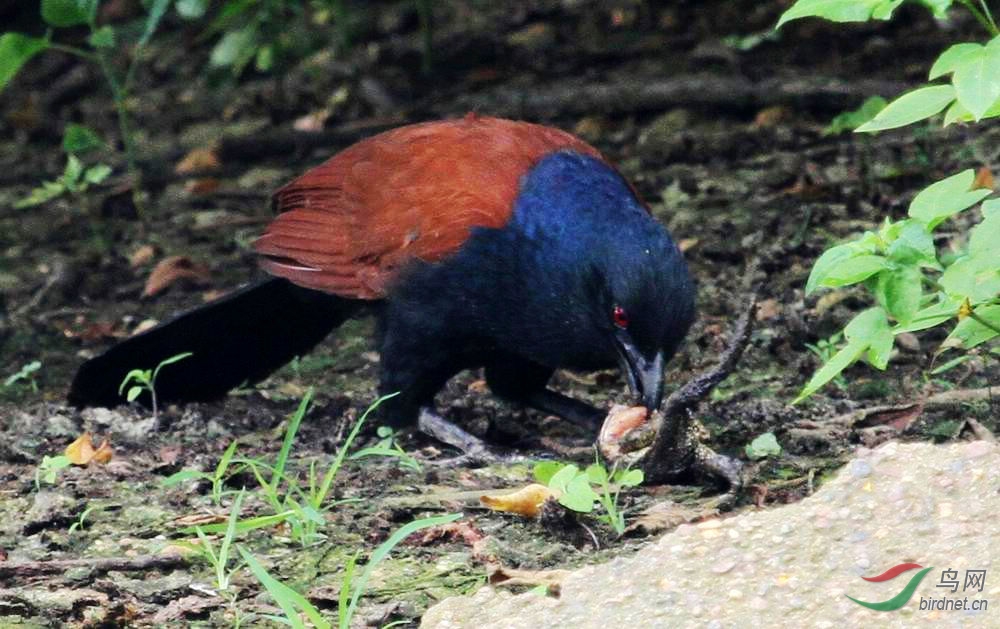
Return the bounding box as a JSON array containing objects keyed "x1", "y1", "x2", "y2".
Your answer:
[{"x1": 615, "y1": 340, "x2": 665, "y2": 412}]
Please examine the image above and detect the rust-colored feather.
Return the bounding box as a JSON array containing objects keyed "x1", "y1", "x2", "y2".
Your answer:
[{"x1": 255, "y1": 115, "x2": 602, "y2": 299}]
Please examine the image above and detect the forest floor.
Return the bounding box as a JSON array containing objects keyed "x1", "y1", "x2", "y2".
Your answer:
[{"x1": 0, "y1": 1, "x2": 997, "y2": 627}]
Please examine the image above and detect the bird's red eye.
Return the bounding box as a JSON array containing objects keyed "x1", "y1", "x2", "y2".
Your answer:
[{"x1": 612, "y1": 305, "x2": 629, "y2": 329}]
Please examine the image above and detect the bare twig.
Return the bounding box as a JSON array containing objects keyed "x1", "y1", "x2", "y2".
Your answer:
[{"x1": 0, "y1": 554, "x2": 187, "y2": 581}]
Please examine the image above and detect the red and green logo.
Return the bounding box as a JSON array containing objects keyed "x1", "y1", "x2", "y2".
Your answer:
[{"x1": 847, "y1": 563, "x2": 933, "y2": 611}]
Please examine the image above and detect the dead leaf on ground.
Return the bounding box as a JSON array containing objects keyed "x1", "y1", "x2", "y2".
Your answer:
[
  {"x1": 65, "y1": 432, "x2": 114, "y2": 465},
  {"x1": 64, "y1": 319, "x2": 126, "y2": 342},
  {"x1": 183, "y1": 178, "x2": 220, "y2": 196},
  {"x1": 143, "y1": 256, "x2": 211, "y2": 297},
  {"x1": 175, "y1": 146, "x2": 220, "y2": 174},
  {"x1": 753, "y1": 105, "x2": 791, "y2": 128},
  {"x1": 172, "y1": 513, "x2": 227, "y2": 528},
  {"x1": 480, "y1": 484, "x2": 553, "y2": 518},
  {"x1": 973, "y1": 166, "x2": 994, "y2": 190},
  {"x1": 129, "y1": 244, "x2": 157, "y2": 268}
]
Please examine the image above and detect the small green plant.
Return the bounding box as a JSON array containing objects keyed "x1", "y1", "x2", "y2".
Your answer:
[
  {"x1": 0, "y1": 0, "x2": 172, "y2": 202},
  {"x1": 162, "y1": 439, "x2": 243, "y2": 505},
  {"x1": 824, "y1": 95, "x2": 888, "y2": 135},
  {"x1": 35, "y1": 454, "x2": 72, "y2": 489},
  {"x1": 778, "y1": 0, "x2": 1000, "y2": 401},
  {"x1": 118, "y1": 351, "x2": 193, "y2": 418},
  {"x1": 745, "y1": 432, "x2": 783, "y2": 460},
  {"x1": 237, "y1": 390, "x2": 401, "y2": 546},
  {"x1": 534, "y1": 459, "x2": 644, "y2": 536},
  {"x1": 803, "y1": 332, "x2": 848, "y2": 390},
  {"x1": 4, "y1": 360, "x2": 41, "y2": 392},
  {"x1": 69, "y1": 504, "x2": 102, "y2": 535},
  {"x1": 349, "y1": 425, "x2": 422, "y2": 472},
  {"x1": 16, "y1": 154, "x2": 112, "y2": 209},
  {"x1": 239, "y1": 512, "x2": 461, "y2": 629}
]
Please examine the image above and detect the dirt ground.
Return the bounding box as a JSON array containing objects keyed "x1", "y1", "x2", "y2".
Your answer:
[{"x1": 0, "y1": 1, "x2": 997, "y2": 626}]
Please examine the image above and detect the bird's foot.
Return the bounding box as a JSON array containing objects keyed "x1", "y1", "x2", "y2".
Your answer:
[{"x1": 417, "y1": 407, "x2": 527, "y2": 466}]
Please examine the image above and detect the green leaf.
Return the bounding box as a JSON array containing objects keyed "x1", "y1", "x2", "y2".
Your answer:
[
  {"x1": 87, "y1": 25, "x2": 115, "y2": 49},
  {"x1": 585, "y1": 463, "x2": 608, "y2": 484},
  {"x1": 855, "y1": 84, "x2": 955, "y2": 132},
  {"x1": 344, "y1": 514, "x2": 462, "y2": 626},
  {"x1": 745, "y1": 432, "x2": 782, "y2": 460},
  {"x1": 41, "y1": 0, "x2": 89, "y2": 27},
  {"x1": 559, "y1": 474, "x2": 598, "y2": 513},
  {"x1": 916, "y1": 0, "x2": 953, "y2": 19},
  {"x1": 534, "y1": 461, "x2": 563, "y2": 484},
  {"x1": 176, "y1": 0, "x2": 208, "y2": 19},
  {"x1": 548, "y1": 464, "x2": 580, "y2": 494},
  {"x1": 876, "y1": 265, "x2": 923, "y2": 324},
  {"x1": 893, "y1": 299, "x2": 958, "y2": 333},
  {"x1": 0, "y1": 33, "x2": 49, "y2": 92},
  {"x1": 982, "y1": 198, "x2": 1000, "y2": 217},
  {"x1": 616, "y1": 468, "x2": 644, "y2": 487},
  {"x1": 951, "y1": 37, "x2": 1000, "y2": 120},
  {"x1": 84, "y1": 164, "x2": 112, "y2": 184},
  {"x1": 886, "y1": 219, "x2": 937, "y2": 266},
  {"x1": 138, "y1": 0, "x2": 172, "y2": 49},
  {"x1": 63, "y1": 154, "x2": 84, "y2": 185},
  {"x1": 776, "y1": 0, "x2": 904, "y2": 28},
  {"x1": 943, "y1": 305, "x2": 1000, "y2": 349},
  {"x1": 942, "y1": 99, "x2": 972, "y2": 126},
  {"x1": 824, "y1": 95, "x2": 887, "y2": 135},
  {"x1": 62, "y1": 123, "x2": 104, "y2": 154},
  {"x1": 161, "y1": 469, "x2": 211, "y2": 486},
  {"x1": 845, "y1": 306, "x2": 891, "y2": 344},
  {"x1": 794, "y1": 338, "x2": 867, "y2": 403},
  {"x1": 865, "y1": 319, "x2": 894, "y2": 369},
  {"x1": 969, "y1": 214, "x2": 1000, "y2": 258},
  {"x1": 806, "y1": 243, "x2": 863, "y2": 294},
  {"x1": 210, "y1": 27, "x2": 257, "y2": 70},
  {"x1": 908, "y1": 170, "x2": 992, "y2": 229},
  {"x1": 126, "y1": 385, "x2": 142, "y2": 402},
  {"x1": 820, "y1": 254, "x2": 890, "y2": 287},
  {"x1": 929, "y1": 42, "x2": 981, "y2": 79},
  {"x1": 240, "y1": 548, "x2": 328, "y2": 629}
]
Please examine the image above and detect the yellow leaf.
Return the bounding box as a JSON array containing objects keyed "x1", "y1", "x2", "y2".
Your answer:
[
  {"x1": 65, "y1": 432, "x2": 97, "y2": 465},
  {"x1": 480, "y1": 484, "x2": 553, "y2": 517}
]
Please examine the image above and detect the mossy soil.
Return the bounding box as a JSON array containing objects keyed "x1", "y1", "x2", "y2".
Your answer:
[{"x1": 0, "y1": 1, "x2": 997, "y2": 626}]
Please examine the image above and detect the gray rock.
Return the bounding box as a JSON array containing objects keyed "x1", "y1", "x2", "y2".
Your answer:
[{"x1": 423, "y1": 441, "x2": 999, "y2": 628}]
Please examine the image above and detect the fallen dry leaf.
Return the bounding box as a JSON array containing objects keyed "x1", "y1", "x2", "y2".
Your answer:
[
  {"x1": 480, "y1": 483, "x2": 553, "y2": 518},
  {"x1": 973, "y1": 166, "x2": 994, "y2": 190},
  {"x1": 143, "y1": 256, "x2": 211, "y2": 297},
  {"x1": 183, "y1": 178, "x2": 220, "y2": 196},
  {"x1": 129, "y1": 244, "x2": 157, "y2": 268},
  {"x1": 174, "y1": 146, "x2": 220, "y2": 174},
  {"x1": 65, "y1": 432, "x2": 114, "y2": 465},
  {"x1": 293, "y1": 108, "x2": 332, "y2": 132},
  {"x1": 753, "y1": 105, "x2": 790, "y2": 128},
  {"x1": 172, "y1": 514, "x2": 228, "y2": 527}
]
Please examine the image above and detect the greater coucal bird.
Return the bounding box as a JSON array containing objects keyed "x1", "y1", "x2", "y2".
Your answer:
[{"x1": 69, "y1": 115, "x2": 695, "y2": 455}]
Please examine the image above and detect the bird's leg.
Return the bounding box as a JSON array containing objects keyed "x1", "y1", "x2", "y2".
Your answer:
[
  {"x1": 416, "y1": 406, "x2": 526, "y2": 465},
  {"x1": 522, "y1": 389, "x2": 604, "y2": 431},
  {"x1": 485, "y1": 356, "x2": 603, "y2": 431}
]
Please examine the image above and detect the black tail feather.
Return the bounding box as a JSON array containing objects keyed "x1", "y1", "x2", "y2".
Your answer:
[{"x1": 68, "y1": 278, "x2": 359, "y2": 408}]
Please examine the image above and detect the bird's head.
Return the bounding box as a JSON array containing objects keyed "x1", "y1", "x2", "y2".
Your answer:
[{"x1": 505, "y1": 150, "x2": 696, "y2": 413}]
